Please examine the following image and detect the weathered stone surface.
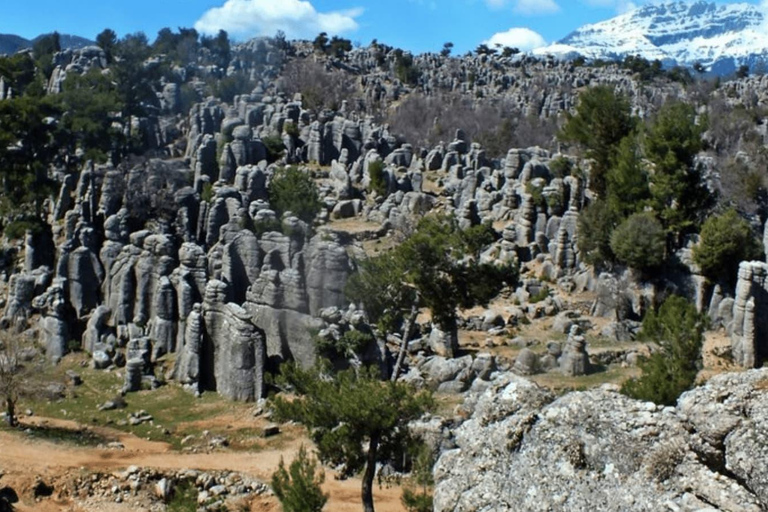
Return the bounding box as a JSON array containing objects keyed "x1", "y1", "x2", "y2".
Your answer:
[
  {"x1": 434, "y1": 370, "x2": 768, "y2": 512},
  {"x1": 203, "y1": 280, "x2": 266, "y2": 401},
  {"x1": 559, "y1": 325, "x2": 590, "y2": 376},
  {"x1": 730, "y1": 261, "x2": 768, "y2": 368}
]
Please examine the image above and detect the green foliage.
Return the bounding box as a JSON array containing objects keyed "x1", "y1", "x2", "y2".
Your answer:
[
  {"x1": 605, "y1": 135, "x2": 650, "y2": 218},
  {"x1": 201, "y1": 183, "x2": 214, "y2": 203},
  {"x1": 271, "y1": 445, "x2": 328, "y2": 512},
  {"x1": 693, "y1": 209, "x2": 763, "y2": 285},
  {"x1": 207, "y1": 73, "x2": 254, "y2": 104},
  {"x1": 393, "y1": 50, "x2": 419, "y2": 85},
  {"x1": 32, "y1": 32, "x2": 61, "y2": 79},
  {"x1": 316, "y1": 330, "x2": 375, "y2": 359},
  {"x1": 200, "y1": 30, "x2": 231, "y2": 68},
  {"x1": 645, "y1": 102, "x2": 710, "y2": 237},
  {"x1": 96, "y1": 28, "x2": 118, "y2": 64},
  {"x1": 263, "y1": 135, "x2": 286, "y2": 163},
  {"x1": 113, "y1": 31, "x2": 158, "y2": 148},
  {"x1": 271, "y1": 362, "x2": 432, "y2": 512},
  {"x1": 167, "y1": 481, "x2": 197, "y2": 512},
  {"x1": 621, "y1": 296, "x2": 705, "y2": 405},
  {"x1": 56, "y1": 69, "x2": 123, "y2": 162},
  {"x1": 269, "y1": 166, "x2": 323, "y2": 224},
  {"x1": 610, "y1": 212, "x2": 666, "y2": 272},
  {"x1": 328, "y1": 36, "x2": 352, "y2": 58},
  {"x1": 401, "y1": 443, "x2": 434, "y2": 512},
  {"x1": 0, "y1": 53, "x2": 38, "y2": 96},
  {"x1": 0, "y1": 96, "x2": 60, "y2": 223},
  {"x1": 528, "y1": 285, "x2": 550, "y2": 304},
  {"x1": 525, "y1": 181, "x2": 546, "y2": 209},
  {"x1": 559, "y1": 85, "x2": 636, "y2": 196},
  {"x1": 577, "y1": 199, "x2": 620, "y2": 267},
  {"x1": 548, "y1": 156, "x2": 573, "y2": 179},
  {"x1": 152, "y1": 27, "x2": 199, "y2": 65},
  {"x1": 440, "y1": 42, "x2": 453, "y2": 57},
  {"x1": 347, "y1": 215, "x2": 516, "y2": 333},
  {"x1": 367, "y1": 160, "x2": 388, "y2": 196},
  {"x1": 313, "y1": 32, "x2": 329, "y2": 53}
]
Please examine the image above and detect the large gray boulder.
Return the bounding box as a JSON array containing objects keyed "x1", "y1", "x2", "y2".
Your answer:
[{"x1": 434, "y1": 370, "x2": 768, "y2": 512}]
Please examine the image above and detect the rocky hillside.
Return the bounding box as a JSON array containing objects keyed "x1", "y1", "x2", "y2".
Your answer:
[
  {"x1": 2, "y1": 30, "x2": 768, "y2": 511},
  {"x1": 433, "y1": 368, "x2": 768, "y2": 511}
]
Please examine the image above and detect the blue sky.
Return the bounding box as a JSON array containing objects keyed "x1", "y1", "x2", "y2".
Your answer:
[{"x1": 1, "y1": 0, "x2": 765, "y2": 54}]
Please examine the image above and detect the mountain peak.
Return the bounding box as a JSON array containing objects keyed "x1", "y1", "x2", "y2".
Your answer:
[{"x1": 534, "y1": 1, "x2": 768, "y2": 75}]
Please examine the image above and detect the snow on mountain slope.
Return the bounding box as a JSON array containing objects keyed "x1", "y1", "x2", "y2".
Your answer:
[{"x1": 533, "y1": 1, "x2": 768, "y2": 74}]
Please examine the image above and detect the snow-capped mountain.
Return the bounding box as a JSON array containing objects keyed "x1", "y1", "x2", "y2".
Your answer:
[{"x1": 533, "y1": 1, "x2": 768, "y2": 74}]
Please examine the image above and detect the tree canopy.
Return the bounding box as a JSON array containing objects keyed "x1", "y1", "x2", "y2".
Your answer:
[
  {"x1": 271, "y1": 362, "x2": 432, "y2": 512},
  {"x1": 559, "y1": 85, "x2": 636, "y2": 197},
  {"x1": 621, "y1": 296, "x2": 706, "y2": 405}
]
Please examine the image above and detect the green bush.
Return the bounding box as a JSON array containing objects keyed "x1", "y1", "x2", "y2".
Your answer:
[
  {"x1": 316, "y1": 329, "x2": 375, "y2": 359},
  {"x1": 367, "y1": 160, "x2": 388, "y2": 197},
  {"x1": 401, "y1": 443, "x2": 434, "y2": 512},
  {"x1": 271, "y1": 445, "x2": 328, "y2": 512},
  {"x1": 263, "y1": 135, "x2": 286, "y2": 163},
  {"x1": 693, "y1": 209, "x2": 763, "y2": 285},
  {"x1": 269, "y1": 166, "x2": 323, "y2": 224},
  {"x1": 610, "y1": 212, "x2": 666, "y2": 272},
  {"x1": 577, "y1": 199, "x2": 620, "y2": 268},
  {"x1": 201, "y1": 183, "x2": 214, "y2": 203},
  {"x1": 621, "y1": 296, "x2": 706, "y2": 405},
  {"x1": 167, "y1": 481, "x2": 198, "y2": 512}
]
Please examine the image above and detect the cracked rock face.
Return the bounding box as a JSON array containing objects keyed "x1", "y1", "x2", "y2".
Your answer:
[{"x1": 434, "y1": 369, "x2": 768, "y2": 512}]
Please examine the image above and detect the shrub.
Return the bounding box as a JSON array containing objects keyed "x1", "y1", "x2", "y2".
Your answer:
[
  {"x1": 577, "y1": 199, "x2": 620, "y2": 268},
  {"x1": 316, "y1": 329, "x2": 375, "y2": 359},
  {"x1": 609, "y1": 212, "x2": 666, "y2": 272},
  {"x1": 200, "y1": 182, "x2": 214, "y2": 203},
  {"x1": 693, "y1": 209, "x2": 763, "y2": 285},
  {"x1": 367, "y1": 160, "x2": 388, "y2": 197},
  {"x1": 167, "y1": 481, "x2": 197, "y2": 512},
  {"x1": 621, "y1": 296, "x2": 706, "y2": 405},
  {"x1": 269, "y1": 166, "x2": 323, "y2": 223},
  {"x1": 262, "y1": 135, "x2": 285, "y2": 163},
  {"x1": 271, "y1": 445, "x2": 328, "y2": 512}
]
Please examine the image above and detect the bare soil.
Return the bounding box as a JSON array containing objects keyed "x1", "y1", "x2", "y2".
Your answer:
[{"x1": 0, "y1": 415, "x2": 405, "y2": 512}]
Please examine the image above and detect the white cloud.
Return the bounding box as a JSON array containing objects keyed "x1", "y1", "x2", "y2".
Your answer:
[
  {"x1": 484, "y1": 27, "x2": 547, "y2": 51},
  {"x1": 581, "y1": 0, "x2": 641, "y2": 13},
  {"x1": 194, "y1": 0, "x2": 362, "y2": 40},
  {"x1": 485, "y1": 0, "x2": 560, "y2": 15}
]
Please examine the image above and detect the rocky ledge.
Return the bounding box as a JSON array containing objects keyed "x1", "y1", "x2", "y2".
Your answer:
[{"x1": 434, "y1": 369, "x2": 768, "y2": 511}]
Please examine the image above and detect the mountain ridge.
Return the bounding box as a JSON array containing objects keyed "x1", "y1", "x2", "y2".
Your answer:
[
  {"x1": 0, "y1": 33, "x2": 94, "y2": 55},
  {"x1": 533, "y1": 1, "x2": 768, "y2": 75}
]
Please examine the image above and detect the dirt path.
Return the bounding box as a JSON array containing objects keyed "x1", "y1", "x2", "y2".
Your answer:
[{"x1": 0, "y1": 417, "x2": 405, "y2": 512}]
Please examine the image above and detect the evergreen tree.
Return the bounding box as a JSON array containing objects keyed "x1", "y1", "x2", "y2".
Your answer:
[
  {"x1": 645, "y1": 102, "x2": 710, "y2": 238},
  {"x1": 576, "y1": 199, "x2": 621, "y2": 267},
  {"x1": 559, "y1": 85, "x2": 636, "y2": 197},
  {"x1": 693, "y1": 209, "x2": 763, "y2": 286},
  {"x1": 606, "y1": 135, "x2": 650, "y2": 218},
  {"x1": 621, "y1": 296, "x2": 706, "y2": 405},
  {"x1": 610, "y1": 212, "x2": 666, "y2": 273},
  {"x1": 269, "y1": 166, "x2": 323, "y2": 224},
  {"x1": 272, "y1": 445, "x2": 328, "y2": 512},
  {"x1": 96, "y1": 28, "x2": 118, "y2": 64},
  {"x1": 271, "y1": 363, "x2": 432, "y2": 512}
]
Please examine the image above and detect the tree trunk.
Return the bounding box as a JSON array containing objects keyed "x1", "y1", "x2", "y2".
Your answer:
[
  {"x1": 391, "y1": 303, "x2": 419, "y2": 382},
  {"x1": 6, "y1": 397, "x2": 15, "y2": 428},
  {"x1": 362, "y1": 432, "x2": 380, "y2": 512}
]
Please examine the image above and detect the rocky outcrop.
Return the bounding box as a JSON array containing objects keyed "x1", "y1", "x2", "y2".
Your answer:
[
  {"x1": 434, "y1": 369, "x2": 768, "y2": 511},
  {"x1": 202, "y1": 280, "x2": 266, "y2": 401},
  {"x1": 730, "y1": 261, "x2": 768, "y2": 368}
]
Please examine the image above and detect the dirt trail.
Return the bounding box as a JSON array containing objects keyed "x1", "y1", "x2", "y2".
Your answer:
[{"x1": 0, "y1": 417, "x2": 405, "y2": 512}]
